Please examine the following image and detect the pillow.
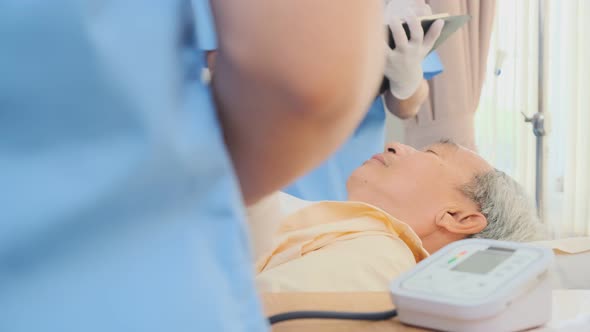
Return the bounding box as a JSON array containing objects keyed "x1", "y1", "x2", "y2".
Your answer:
[{"x1": 529, "y1": 237, "x2": 590, "y2": 289}]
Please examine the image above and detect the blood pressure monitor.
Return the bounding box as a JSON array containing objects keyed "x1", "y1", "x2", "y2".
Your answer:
[{"x1": 390, "y1": 239, "x2": 555, "y2": 332}]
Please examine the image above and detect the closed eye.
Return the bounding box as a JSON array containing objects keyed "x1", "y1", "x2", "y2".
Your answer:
[{"x1": 426, "y1": 149, "x2": 438, "y2": 156}]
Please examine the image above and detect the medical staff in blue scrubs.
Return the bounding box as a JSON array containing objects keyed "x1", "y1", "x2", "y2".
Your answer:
[
  {"x1": 284, "y1": 54, "x2": 443, "y2": 201},
  {"x1": 0, "y1": 1, "x2": 266, "y2": 331},
  {"x1": 285, "y1": 0, "x2": 444, "y2": 201}
]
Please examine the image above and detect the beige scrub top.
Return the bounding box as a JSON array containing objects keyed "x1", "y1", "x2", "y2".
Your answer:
[{"x1": 255, "y1": 201, "x2": 429, "y2": 292}]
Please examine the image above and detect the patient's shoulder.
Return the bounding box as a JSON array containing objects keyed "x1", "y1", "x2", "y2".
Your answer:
[{"x1": 256, "y1": 234, "x2": 417, "y2": 292}]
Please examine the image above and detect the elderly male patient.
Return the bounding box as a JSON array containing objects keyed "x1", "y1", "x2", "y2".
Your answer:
[{"x1": 251, "y1": 140, "x2": 545, "y2": 292}]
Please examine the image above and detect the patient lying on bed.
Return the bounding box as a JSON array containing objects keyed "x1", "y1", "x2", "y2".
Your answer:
[{"x1": 253, "y1": 140, "x2": 546, "y2": 292}]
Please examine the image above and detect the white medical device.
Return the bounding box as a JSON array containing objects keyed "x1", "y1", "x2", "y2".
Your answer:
[{"x1": 390, "y1": 239, "x2": 555, "y2": 332}]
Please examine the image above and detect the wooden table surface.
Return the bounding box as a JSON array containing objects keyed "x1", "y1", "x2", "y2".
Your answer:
[{"x1": 261, "y1": 290, "x2": 590, "y2": 332}]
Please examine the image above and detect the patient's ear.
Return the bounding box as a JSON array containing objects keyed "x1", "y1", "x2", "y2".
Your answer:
[{"x1": 435, "y1": 209, "x2": 488, "y2": 235}]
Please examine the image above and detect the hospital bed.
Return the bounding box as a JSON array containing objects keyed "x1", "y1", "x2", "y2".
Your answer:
[
  {"x1": 251, "y1": 192, "x2": 590, "y2": 330},
  {"x1": 250, "y1": 192, "x2": 590, "y2": 330}
]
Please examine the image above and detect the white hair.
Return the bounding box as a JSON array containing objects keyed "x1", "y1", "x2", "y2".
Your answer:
[{"x1": 461, "y1": 170, "x2": 548, "y2": 242}]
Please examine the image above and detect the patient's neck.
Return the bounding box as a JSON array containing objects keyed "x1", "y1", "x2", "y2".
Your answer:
[
  {"x1": 421, "y1": 230, "x2": 466, "y2": 254},
  {"x1": 347, "y1": 190, "x2": 464, "y2": 254}
]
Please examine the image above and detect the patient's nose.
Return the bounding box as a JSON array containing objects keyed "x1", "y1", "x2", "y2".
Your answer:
[{"x1": 385, "y1": 142, "x2": 416, "y2": 156}]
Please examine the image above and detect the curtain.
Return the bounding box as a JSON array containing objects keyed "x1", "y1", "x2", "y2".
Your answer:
[
  {"x1": 474, "y1": 0, "x2": 539, "y2": 208},
  {"x1": 545, "y1": 0, "x2": 590, "y2": 237},
  {"x1": 403, "y1": 0, "x2": 496, "y2": 150},
  {"x1": 475, "y1": 0, "x2": 590, "y2": 237}
]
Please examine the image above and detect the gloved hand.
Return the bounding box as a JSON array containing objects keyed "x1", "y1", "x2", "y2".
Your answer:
[
  {"x1": 383, "y1": 0, "x2": 443, "y2": 99},
  {"x1": 383, "y1": 0, "x2": 432, "y2": 20}
]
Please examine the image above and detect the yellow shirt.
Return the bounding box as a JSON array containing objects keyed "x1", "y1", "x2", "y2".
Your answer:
[{"x1": 255, "y1": 201, "x2": 429, "y2": 292}]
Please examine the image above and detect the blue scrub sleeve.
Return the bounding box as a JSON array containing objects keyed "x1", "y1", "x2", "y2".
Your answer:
[
  {"x1": 422, "y1": 51, "x2": 444, "y2": 80},
  {"x1": 192, "y1": 0, "x2": 217, "y2": 51}
]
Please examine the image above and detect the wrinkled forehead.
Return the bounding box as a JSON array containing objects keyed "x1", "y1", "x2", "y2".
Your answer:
[
  {"x1": 423, "y1": 138, "x2": 459, "y2": 151},
  {"x1": 425, "y1": 139, "x2": 492, "y2": 178}
]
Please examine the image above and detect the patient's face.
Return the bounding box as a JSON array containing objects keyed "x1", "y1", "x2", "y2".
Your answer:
[{"x1": 347, "y1": 141, "x2": 491, "y2": 237}]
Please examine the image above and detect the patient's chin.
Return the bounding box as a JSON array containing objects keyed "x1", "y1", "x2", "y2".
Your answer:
[
  {"x1": 346, "y1": 172, "x2": 369, "y2": 194},
  {"x1": 345, "y1": 179, "x2": 367, "y2": 201}
]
